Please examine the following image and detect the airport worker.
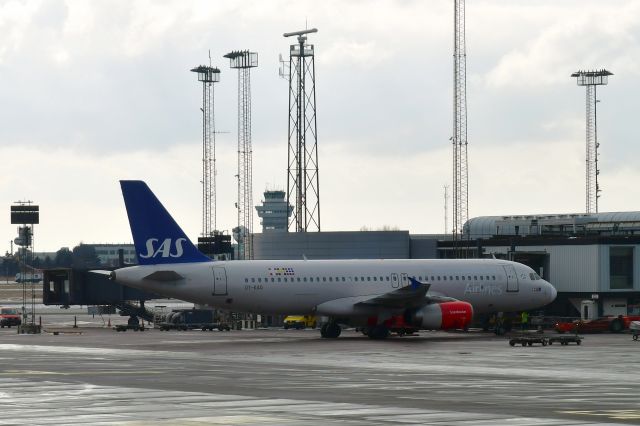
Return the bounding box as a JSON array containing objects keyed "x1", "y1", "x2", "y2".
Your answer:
[{"x1": 521, "y1": 311, "x2": 529, "y2": 331}]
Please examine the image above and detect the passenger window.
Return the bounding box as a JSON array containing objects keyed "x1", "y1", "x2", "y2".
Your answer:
[
  {"x1": 367, "y1": 277, "x2": 371, "y2": 282},
  {"x1": 278, "y1": 278, "x2": 281, "y2": 283},
  {"x1": 354, "y1": 277, "x2": 358, "y2": 282},
  {"x1": 328, "y1": 277, "x2": 332, "y2": 282},
  {"x1": 443, "y1": 276, "x2": 447, "y2": 281},
  {"x1": 361, "y1": 276, "x2": 365, "y2": 281},
  {"x1": 473, "y1": 276, "x2": 477, "y2": 280},
  {"x1": 386, "y1": 276, "x2": 390, "y2": 281},
  {"x1": 462, "y1": 276, "x2": 465, "y2": 281},
  {"x1": 431, "y1": 276, "x2": 435, "y2": 281},
  {"x1": 373, "y1": 277, "x2": 377, "y2": 281},
  {"x1": 468, "y1": 276, "x2": 471, "y2": 281},
  {"x1": 486, "y1": 276, "x2": 490, "y2": 280},
  {"x1": 271, "y1": 278, "x2": 275, "y2": 282},
  {"x1": 258, "y1": 278, "x2": 262, "y2": 283},
  {"x1": 480, "y1": 276, "x2": 483, "y2": 281},
  {"x1": 380, "y1": 276, "x2": 384, "y2": 281},
  {"x1": 342, "y1": 277, "x2": 346, "y2": 282},
  {"x1": 297, "y1": 277, "x2": 301, "y2": 282},
  {"x1": 303, "y1": 277, "x2": 307, "y2": 282},
  {"x1": 245, "y1": 278, "x2": 248, "y2": 283},
  {"x1": 317, "y1": 277, "x2": 320, "y2": 282},
  {"x1": 492, "y1": 275, "x2": 496, "y2": 280},
  {"x1": 251, "y1": 278, "x2": 255, "y2": 283},
  {"x1": 455, "y1": 276, "x2": 459, "y2": 280},
  {"x1": 323, "y1": 277, "x2": 327, "y2": 282}
]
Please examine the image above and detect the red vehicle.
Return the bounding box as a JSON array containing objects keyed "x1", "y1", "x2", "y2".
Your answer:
[
  {"x1": 555, "y1": 315, "x2": 640, "y2": 334},
  {"x1": 0, "y1": 307, "x2": 21, "y2": 328}
]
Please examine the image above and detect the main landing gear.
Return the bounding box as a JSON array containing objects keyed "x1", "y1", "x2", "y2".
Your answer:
[
  {"x1": 320, "y1": 322, "x2": 341, "y2": 338},
  {"x1": 366, "y1": 325, "x2": 390, "y2": 340}
]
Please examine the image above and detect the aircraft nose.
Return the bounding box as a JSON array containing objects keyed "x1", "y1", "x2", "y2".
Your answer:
[{"x1": 546, "y1": 282, "x2": 557, "y2": 303}]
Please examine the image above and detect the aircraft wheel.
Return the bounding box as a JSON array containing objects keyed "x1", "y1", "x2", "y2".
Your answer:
[
  {"x1": 576, "y1": 339, "x2": 581, "y2": 345},
  {"x1": 509, "y1": 340, "x2": 515, "y2": 346},
  {"x1": 610, "y1": 319, "x2": 624, "y2": 333},
  {"x1": 321, "y1": 323, "x2": 341, "y2": 338},
  {"x1": 633, "y1": 334, "x2": 638, "y2": 341},
  {"x1": 368, "y1": 325, "x2": 390, "y2": 340}
]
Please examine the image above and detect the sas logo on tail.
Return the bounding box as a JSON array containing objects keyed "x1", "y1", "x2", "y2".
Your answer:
[{"x1": 140, "y1": 238, "x2": 186, "y2": 259}]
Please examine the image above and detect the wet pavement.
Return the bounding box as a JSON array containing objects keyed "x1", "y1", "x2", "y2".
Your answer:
[{"x1": 0, "y1": 326, "x2": 638, "y2": 425}]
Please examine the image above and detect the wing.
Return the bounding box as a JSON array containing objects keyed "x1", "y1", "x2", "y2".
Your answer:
[
  {"x1": 315, "y1": 277, "x2": 459, "y2": 316},
  {"x1": 355, "y1": 278, "x2": 430, "y2": 309}
]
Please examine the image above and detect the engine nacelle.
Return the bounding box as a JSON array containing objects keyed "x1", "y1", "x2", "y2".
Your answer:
[{"x1": 405, "y1": 301, "x2": 473, "y2": 330}]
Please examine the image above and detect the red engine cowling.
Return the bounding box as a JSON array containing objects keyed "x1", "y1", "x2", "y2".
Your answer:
[{"x1": 405, "y1": 301, "x2": 473, "y2": 330}]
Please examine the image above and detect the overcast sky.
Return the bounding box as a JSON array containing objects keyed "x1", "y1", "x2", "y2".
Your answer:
[{"x1": 2, "y1": 0, "x2": 640, "y2": 252}]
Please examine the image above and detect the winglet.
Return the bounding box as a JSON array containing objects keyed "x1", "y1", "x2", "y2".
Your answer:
[{"x1": 120, "y1": 180, "x2": 211, "y2": 265}]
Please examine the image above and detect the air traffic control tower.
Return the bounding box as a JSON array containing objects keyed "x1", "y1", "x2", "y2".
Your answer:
[{"x1": 255, "y1": 190, "x2": 293, "y2": 233}]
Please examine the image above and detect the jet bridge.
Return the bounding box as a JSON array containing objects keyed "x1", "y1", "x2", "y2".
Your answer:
[{"x1": 43, "y1": 268, "x2": 159, "y2": 320}]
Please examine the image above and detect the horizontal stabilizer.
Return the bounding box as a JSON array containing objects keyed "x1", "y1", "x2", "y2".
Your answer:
[
  {"x1": 143, "y1": 270, "x2": 184, "y2": 282},
  {"x1": 89, "y1": 270, "x2": 115, "y2": 280}
]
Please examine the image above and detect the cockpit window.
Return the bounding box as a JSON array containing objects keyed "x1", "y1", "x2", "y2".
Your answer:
[{"x1": 529, "y1": 272, "x2": 542, "y2": 280}]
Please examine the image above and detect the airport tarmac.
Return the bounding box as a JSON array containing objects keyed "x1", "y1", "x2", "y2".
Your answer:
[{"x1": 0, "y1": 327, "x2": 639, "y2": 425}]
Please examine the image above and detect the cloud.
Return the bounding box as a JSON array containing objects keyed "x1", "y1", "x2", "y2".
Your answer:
[
  {"x1": 483, "y1": 2, "x2": 640, "y2": 90},
  {"x1": 2, "y1": 1, "x2": 640, "y2": 252}
]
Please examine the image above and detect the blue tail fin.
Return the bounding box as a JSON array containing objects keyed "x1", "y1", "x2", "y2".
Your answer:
[{"x1": 120, "y1": 180, "x2": 211, "y2": 265}]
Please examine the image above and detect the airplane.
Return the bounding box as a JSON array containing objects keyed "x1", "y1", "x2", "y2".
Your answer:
[{"x1": 96, "y1": 180, "x2": 557, "y2": 339}]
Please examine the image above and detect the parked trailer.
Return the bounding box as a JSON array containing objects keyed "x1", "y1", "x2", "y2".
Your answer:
[
  {"x1": 548, "y1": 335, "x2": 583, "y2": 346},
  {"x1": 509, "y1": 335, "x2": 548, "y2": 347},
  {"x1": 158, "y1": 309, "x2": 231, "y2": 332}
]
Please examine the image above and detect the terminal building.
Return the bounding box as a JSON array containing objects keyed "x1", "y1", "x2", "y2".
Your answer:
[{"x1": 252, "y1": 212, "x2": 640, "y2": 318}]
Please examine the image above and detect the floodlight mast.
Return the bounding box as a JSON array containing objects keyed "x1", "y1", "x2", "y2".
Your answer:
[
  {"x1": 571, "y1": 69, "x2": 612, "y2": 214},
  {"x1": 190, "y1": 64, "x2": 221, "y2": 237}
]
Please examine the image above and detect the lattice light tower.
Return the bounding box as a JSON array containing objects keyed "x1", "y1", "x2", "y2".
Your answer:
[
  {"x1": 284, "y1": 28, "x2": 320, "y2": 232},
  {"x1": 452, "y1": 0, "x2": 469, "y2": 246},
  {"x1": 190, "y1": 64, "x2": 220, "y2": 237},
  {"x1": 571, "y1": 69, "x2": 612, "y2": 214},
  {"x1": 224, "y1": 50, "x2": 258, "y2": 260}
]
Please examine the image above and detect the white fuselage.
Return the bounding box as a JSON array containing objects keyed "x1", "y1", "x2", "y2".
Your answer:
[{"x1": 114, "y1": 258, "x2": 557, "y2": 316}]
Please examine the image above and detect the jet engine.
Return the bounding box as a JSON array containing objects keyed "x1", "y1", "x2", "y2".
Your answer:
[{"x1": 404, "y1": 301, "x2": 473, "y2": 330}]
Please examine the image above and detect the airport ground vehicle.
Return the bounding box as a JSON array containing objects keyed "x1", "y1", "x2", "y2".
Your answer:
[
  {"x1": 0, "y1": 307, "x2": 21, "y2": 328},
  {"x1": 555, "y1": 315, "x2": 640, "y2": 334},
  {"x1": 283, "y1": 315, "x2": 317, "y2": 329},
  {"x1": 158, "y1": 309, "x2": 230, "y2": 331}
]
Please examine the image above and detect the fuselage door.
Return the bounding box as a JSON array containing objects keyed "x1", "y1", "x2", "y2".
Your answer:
[
  {"x1": 391, "y1": 273, "x2": 399, "y2": 288},
  {"x1": 400, "y1": 273, "x2": 409, "y2": 287},
  {"x1": 503, "y1": 265, "x2": 519, "y2": 292},
  {"x1": 212, "y1": 267, "x2": 228, "y2": 296}
]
